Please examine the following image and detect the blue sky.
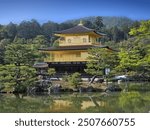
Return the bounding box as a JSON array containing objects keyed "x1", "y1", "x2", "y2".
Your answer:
[{"x1": 0, "y1": 0, "x2": 150, "y2": 24}]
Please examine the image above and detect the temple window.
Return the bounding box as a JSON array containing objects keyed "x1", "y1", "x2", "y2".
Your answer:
[
  {"x1": 89, "y1": 36, "x2": 91, "y2": 42},
  {"x1": 68, "y1": 39, "x2": 71, "y2": 43}
]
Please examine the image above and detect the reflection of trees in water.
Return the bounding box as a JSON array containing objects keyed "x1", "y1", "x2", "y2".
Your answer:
[
  {"x1": 48, "y1": 94, "x2": 104, "y2": 112},
  {"x1": 0, "y1": 94, "x2": 53, "y2": 112},
  {"x1": 88, "y1": 96, "x2": 100, "y2": 108},
  {"x1": 70, "y1": 95, "x2": 83, "y2": 111},
  {"x1": 128, "y1": 82, "x2": 150, "y2": 91},
  {"x1": 119, "y1": 92, "x2": 150, "y2": 112},
  {"x1": 83, "y1": 92, "x2": 150, "y2": 113},
  {"x1": 83, "y1": 94, "x2": 119, "y2": 112},
  {"x1": 70, "y1": 94, "x2": 106, "y2": 112},
  {"x1": 0, "y1": 91, "x2": 150, "y2": 112},
  {"x1": 120, "y1": 82, "x2": 150, "y2": 92}
]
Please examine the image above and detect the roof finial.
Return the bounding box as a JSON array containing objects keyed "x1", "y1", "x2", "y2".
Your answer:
[{"x1": 78, "y1": 20, "x2": 83, "y2": 26}]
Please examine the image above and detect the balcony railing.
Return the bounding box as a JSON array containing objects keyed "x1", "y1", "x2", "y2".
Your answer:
[
  {"x1": 59, "y1": 40, "x2": 101, "y2": 46},
  {"x1": 44, "y1": 57, "x2": 88, "y2": 62}
]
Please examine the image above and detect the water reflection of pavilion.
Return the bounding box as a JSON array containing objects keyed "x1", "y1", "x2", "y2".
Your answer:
[{"x1": 50, "y1": 99, "x2": 105, "y2": 111}]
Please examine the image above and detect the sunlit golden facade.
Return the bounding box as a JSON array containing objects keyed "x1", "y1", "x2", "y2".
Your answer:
[{"x1": 40, "y1": 23, "x2": 104, "y2": 73}]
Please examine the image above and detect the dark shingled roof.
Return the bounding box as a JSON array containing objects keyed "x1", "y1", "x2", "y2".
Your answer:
[
  {"x1": 55, "y1": 25, "x2": 105, "y2": 36},
  {"x1": 39, "y1": 45, "x2": 117, "y2": 51},
  {"x1": 39, "y1": 45, "x2": 93, "y2": 51}
]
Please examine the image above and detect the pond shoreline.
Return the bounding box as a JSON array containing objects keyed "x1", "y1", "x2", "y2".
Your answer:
[{"x1": 1, "y1": 81, "x2": 150, "y2": 94}]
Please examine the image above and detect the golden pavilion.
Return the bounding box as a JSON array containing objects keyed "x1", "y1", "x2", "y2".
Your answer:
[{"x1": 39, "y1": 22, "x2": 107, "y2": 75}]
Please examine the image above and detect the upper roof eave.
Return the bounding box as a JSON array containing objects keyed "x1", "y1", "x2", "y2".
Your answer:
[
  {"x1": 55, "y1": 25, "x2": 105, "y2": 36},
  {"x1": 39, "y1": 45, "x2": 118, "y2": 52}
]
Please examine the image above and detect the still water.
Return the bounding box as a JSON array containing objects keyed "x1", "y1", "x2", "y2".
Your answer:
[{"x1": 0, "y1": 82, "x2": 150, "y2": 113}]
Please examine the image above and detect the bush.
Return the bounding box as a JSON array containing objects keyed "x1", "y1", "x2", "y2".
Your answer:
[{"x1": 68, "y1": 72, "x2": 82, "y2": 88}]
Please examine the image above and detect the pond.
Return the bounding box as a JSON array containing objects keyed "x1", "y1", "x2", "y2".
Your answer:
[{"x1": 0, "y1": 82, "x2": 150, "y2": 113}]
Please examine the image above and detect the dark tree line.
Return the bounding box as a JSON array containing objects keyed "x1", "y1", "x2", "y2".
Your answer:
[
  {"x1": 0, "y1": 16, "x2": 141, "y2": 64},
  {"x1": 0, "y1": 17, "x2": 141, "y2": 42}
]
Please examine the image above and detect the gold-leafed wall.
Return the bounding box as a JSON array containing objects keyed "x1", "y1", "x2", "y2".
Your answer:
[
  {"x1": 57, "y1": 34, "x2": 101, "y2": 46},
  {"x1": 43, "y1": 50, "x2": 89, "y2": 62}
]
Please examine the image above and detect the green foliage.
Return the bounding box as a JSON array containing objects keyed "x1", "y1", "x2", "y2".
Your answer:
[
  {"x1": 53, "y1": 40, "x2": 59, "y2": 47},
  {"x1": 0, "y1": 39, "x2": 11, "y2": 47},
  {"x1": 142, "y1": 44, "x2": 150, "y2": 72},
  {"x1": 0, "y1": 39, "x2": 39, "y2": 93},
  {"x1": 85, "y1": 48, "x2": 118, "y2": 76},
  {"x1": 93, "y1": 16, "x2": 104, "y2": 32},
  {"x1": 41, "y1": 21, "x2": 58, "y2": 39},
  {"x1": 117, "y1": 46, "x2": 143, "y2": 72},
  {"x1": 62, "y1": 72, "x2": 82, "y2": 88},
  {"x1": 59, "y1": 22, "x2": 74, "y2": 30},
  {"x1": 129, "y1": 20, "x2": 150, "y2": 37},
  {"x1": 0, "y1": 85, "x2": 5, "y2": 91},
  {"x1": 116, "y1": 42, "x2": 149, "y2": 76},
  {"x1": 27, "y1": 35, "x2": 49, "y2": 62},
  {"x1": 116, "y1": 20, "x2": 150, "y2": 76},
  {"x1": 0, "y1": 39, "x2": 11, "y2": 64},
  {"x1": 17, "y1": 19, "x2": 41, "y2": 39},
  {"x1": 62, "y1": 72, "x2": 70, "y2": 82},
  {"x1": 66, "y1": 16, "x2": 134, "y2": 42},
  {"x1": 110, "y1": 26, "x2": 125, "y2": 42},
  {"x1": 5, "y1": 22, "x2": 17, "y2": 40},
  {"x1": 48, "y1": 68, "x2": 56, "y2": 76},
  {"x1": 82, "y1": 20, "x2": 94, "y2": 29},
  {"x1": 0, "y1": 27, "x2": 8, "y2": 40},
  {"x1": 68, "y1": 72, "x2": 82, "y2": 88},
  {"x1": 0, "y1": 64, "x2": 36, "y2": 92},
  {"x1": 66, "y1": 16, "x2": 133, "y2": 29},
  {"x1": 5, "y1": 43, "x2": 36, "y2": 65},
  {"x1": 0, "y1": 16, "x2": 136, "y2": 45},
  {"x1": 32, "y1": 35, "x2": 49, "y2": 48}
]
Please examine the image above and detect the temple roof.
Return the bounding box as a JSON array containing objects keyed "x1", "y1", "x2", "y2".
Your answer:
[
  {"x1": 33, "y1": 62, "x2": 49, "y2": 68},
  {"x1": 55, "y1": 25, "x2": 105, "y2": 36},
  {"x1": 39, "y1": 45, "x2": 116, "y2": 51},
  {"x1": 39, "y1": 45, "x2": 92, "y2": 51}
]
